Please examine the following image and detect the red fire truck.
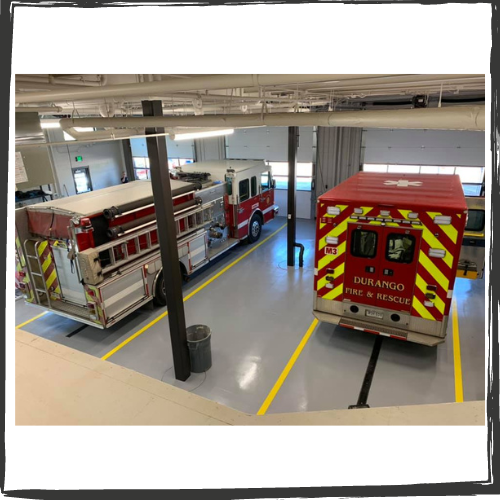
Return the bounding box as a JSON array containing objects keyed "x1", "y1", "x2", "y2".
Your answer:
[
  {"x1": 313, "y1": 172, "x2": 467, "y2": 346},
  {"x1": 15, "y1": 160, "x2": 278, "y2": 328}
]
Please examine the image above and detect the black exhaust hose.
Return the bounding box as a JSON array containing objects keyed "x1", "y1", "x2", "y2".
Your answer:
[
  {"x1": 294, "y1": 242, "x2": 305, "y2": 268},
  {"x1": 103, "y1": 182, "x2": 199, "y2": 220}
]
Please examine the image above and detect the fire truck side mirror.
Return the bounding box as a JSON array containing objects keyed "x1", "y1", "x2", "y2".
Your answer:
[{"x1": 271, "y1": 179, "x2": 276, "y2": 189}]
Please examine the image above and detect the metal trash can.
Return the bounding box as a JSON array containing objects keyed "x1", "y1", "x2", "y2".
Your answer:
[{"x1": 186, "y1": 325, "x2": 212, "y2": 373}]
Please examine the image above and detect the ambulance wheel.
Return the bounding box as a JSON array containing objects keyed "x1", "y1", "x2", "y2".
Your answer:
[
  {"x1": 153, "y1": 270, "x2": 166, "y2": 307},
  {"x1": 248, "y1": 214, "x2": 262, "y2": 243}
]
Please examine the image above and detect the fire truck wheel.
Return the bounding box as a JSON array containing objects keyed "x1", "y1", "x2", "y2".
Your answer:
[
  {"x1": 153, "y1": 271, "x2": 167, "y2": 307},
  {"x1": 248, "y1": 214, "x2": 262, "y2": 243}
]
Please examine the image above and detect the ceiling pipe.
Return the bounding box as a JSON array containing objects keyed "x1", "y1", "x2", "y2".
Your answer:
[
  {"x1": 15, "y1": 106, "x2": 63, "y2": 113},
  {"x1": 16, "y1": 75, "x2": 102, "y2": 87},
  {"x1": 15, "y1": 74, "x2": 383, "y2": 104},
  {"x1": 59, "y1": 105, "x2": 485, "y2": 132}
]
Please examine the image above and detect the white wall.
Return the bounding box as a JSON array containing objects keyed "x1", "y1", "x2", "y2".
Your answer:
[
  {"x1": 130, "y1": 136, "x2": 195, "y2": 159},
  {"x1": 361, "y1": 129, "x2": 485, "y2": 167},
  {"x1": 47, "y1": 129, "x2": 124, "y2": 197},
  {"x1": 227, "y1": 126, "x2": 314, "y2": 219}
]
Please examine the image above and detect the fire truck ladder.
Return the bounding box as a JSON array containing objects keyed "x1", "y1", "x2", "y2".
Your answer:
[
  {"x1": 96, "y1": 199, "x2": 222, "y2": 276},
  {"x1": 23, "y1": 239, "x2": 53, "y2": 308}
]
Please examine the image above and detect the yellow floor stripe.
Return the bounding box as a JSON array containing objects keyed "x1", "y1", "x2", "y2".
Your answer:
[
  {"x1": 452, "y1": 299, "x2": 464, "y2": 403},
  {"x1": 101, "y1": 223, "x2": 287, "y2": 360},
  {"x1": 16, "y1": 312, "x2": 48, "y2": 329},
  {"x1": 257, "y1": 318, "x2": 319, "y2": 416}
]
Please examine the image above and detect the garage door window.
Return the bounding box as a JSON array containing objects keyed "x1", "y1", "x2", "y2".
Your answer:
[{"x1": 351, "y1": 229, "x2": 378, "y2": 258}]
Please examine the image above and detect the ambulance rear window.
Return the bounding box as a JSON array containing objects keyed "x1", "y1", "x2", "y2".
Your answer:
[
  {"x1": 465, "y1": 210, "x2": 485, "y2": 232},
  {"x1": 386, "y1": 233, "x2": 416, "y2": 264},
  {"x1": 351, "y1": 229, "x2": 378, "y2": 258}
]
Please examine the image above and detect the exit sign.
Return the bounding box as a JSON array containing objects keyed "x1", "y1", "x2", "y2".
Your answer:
[{"x1": 75, "y1": 156, "x2": 83, "y2": 162}]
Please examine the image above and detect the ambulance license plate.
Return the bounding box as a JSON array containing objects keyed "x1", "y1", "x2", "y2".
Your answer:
[{"x1": 366, "y1": 309, "x2": 383, "y2": 320}]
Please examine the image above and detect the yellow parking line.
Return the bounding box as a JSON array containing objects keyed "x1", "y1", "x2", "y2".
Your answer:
[
  {"x1": 101, "y1": 223, "x2": 287, "y2": 360},
  {"x1": 452, "y1": 299, "x2": 464, "y2": 402},
  {"x1": 16, "y1": 312, "x2": 48, "y2": 329},
  {"x1": 257, "y1": 318, "x2": 319, "y2": 416}
]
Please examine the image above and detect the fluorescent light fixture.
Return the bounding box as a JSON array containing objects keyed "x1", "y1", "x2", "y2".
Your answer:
[
  {"x1": 40, "y1": 120, "x2": 60, "y2": 129},
  {"x1": 171, "y1": 129, "x2": 234, "y2": 141}
]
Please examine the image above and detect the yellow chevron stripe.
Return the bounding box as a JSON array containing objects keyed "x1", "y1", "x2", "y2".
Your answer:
[
  {"x1": 319, "y1": 220, "x2": 350, "y2": 251},
  {"x1": 318, "y1": 241, "x2": 346, "y2": 272},
  {"x1": 427, "y1": 211, "x2": 458, "y2": 244},
  {"x1": 46, "y1": 269, "x2": 57, "y2": 289},
  {"x1": 421, "y1": 225, "x2": 453, "y2": 268},
  {"x1": 398, "y1": 209, "x2": 412, "y2": 219},
  {"x1": 37, "y1": 241, "x2": 48, "y2": 255},
  {"x1": 317, "y1": 262, "x2": 345, "y2": 292},
  {"x1": 42, "y1": 255, "x2": 52, "y2": 273},
  {"x1": 415, "y1": 273, "x2": 445, "y2": 315},
  {"x1": 323, "y1": 283, "x2": 343, "y2": 301},
  {"x1": 412, "y1": 295, "x2": 435, "y2": 321},
  {"x1": 419, "y1": 250, "x2": 449, "y2": 292},
  {"x1": 54, "y1": 286, "x2": 61, "y2": 294}
]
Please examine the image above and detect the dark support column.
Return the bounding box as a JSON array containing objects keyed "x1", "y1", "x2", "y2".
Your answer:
[
  {"x1": 287, "y1": 126, "x2": 299, "y2": 267},
  {"x1": 121, "y1": 139, "x2": 135, "y2": 182},
  {"x1": 142, "y1": 100, "x2": 191, "y2": 381}
]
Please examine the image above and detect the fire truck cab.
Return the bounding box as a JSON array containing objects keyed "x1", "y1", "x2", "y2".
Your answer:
[{"x1": 313, "y1": 172, "x2": 467, "y2": 347}]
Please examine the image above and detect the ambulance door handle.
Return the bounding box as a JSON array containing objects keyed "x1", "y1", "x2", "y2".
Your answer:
[
  {"x1": 238, "y1": 208, "x2": 244, "y2": 214},
  {"x1": 383, "y1": 269, "x2": 394, "y2": 276}
]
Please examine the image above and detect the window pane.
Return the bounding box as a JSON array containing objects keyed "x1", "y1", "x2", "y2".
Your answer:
[
  {"x1": 73, "y1": 167, "x2": 92, "y2": 194},
  {"x1": 225, "y1": 175, "x2": 233, "y2": 195},
  {"x1": 261, "y1": 172, "x2": 270, "y2": 191},
  {"x1": 386, "y1": 233, "x2": 416, "y2": 263},
  {"x1": 388, "y1": 164, "x2": 420, "y2": 174},
  {"x1": 134, "y1": 168, "x2": 150, "y2": 180},
  {"x1": 239, "y1": 179, "x2": 250, "y2": 202},
  {"x1": 456, "y1": 167, "x2": 484, "y2": 184},
  {"x1": 269, "y1": 162, "x2": 288, "y2": 176},
  {"x1": 363, "y1": 164, "x2": 388, "y2": 173},
  {"x1": 251, "y1": 176, "x2": 257, "y2": 197},
  {"x1": 274, "y1": 176, "x2": 287, "y2": 190},
  {"x1": 465, "y1": 209, "x2": 485, "y2": 232},
  {"x1": 297, "y1": 163, "x2": 313, "y2": 177},
  {"x1": 351, "y1": 230, "x2": 378, "y2": 258},
  {"x1": 462, "y1": 184, "x2": 483, "y2": 196},
  {"x1": 421, "y1": 166, "x2": 439, "y2": 174},
  {"x1": 437, "y1": 166, "x2": 455, "y2": 175},
  {"x1": 297, "y1": 179, "x2": 312, "y2": 191}
]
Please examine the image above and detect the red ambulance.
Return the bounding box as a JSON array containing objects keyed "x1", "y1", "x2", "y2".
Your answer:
[{"x1": 313, "y1": 172, "x2": 467, "y2": 346}]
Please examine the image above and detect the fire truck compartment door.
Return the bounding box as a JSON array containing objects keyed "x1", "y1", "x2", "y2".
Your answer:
[
  {"x1": 100, "y1": 268, "x2": 147, "y2": 320},
  {"x1": 379, "y1": 226, "x2": 422, "y2": 313}
]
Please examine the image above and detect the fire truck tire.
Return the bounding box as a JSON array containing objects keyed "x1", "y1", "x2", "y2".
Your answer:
[
  {"x1": 153, "y1": 270, "x2": 167, "y2": 307},
  {"x1": 248, "y1": 214, "x2": 262, "y2": 244}
]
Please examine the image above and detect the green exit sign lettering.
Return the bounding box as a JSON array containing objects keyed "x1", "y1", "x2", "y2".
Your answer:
[{"x1": 75, "y1": 156, "x2": 83, "y2": 162}]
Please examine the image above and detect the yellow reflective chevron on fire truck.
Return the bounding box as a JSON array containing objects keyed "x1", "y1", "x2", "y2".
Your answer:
[
  {"x1": 317, "y1": 262, "x2": 345, "y2": 291},
  {"x1": 415, "y1": 273, "x2": 445, "y2": 315},
  {"x1": 323, "y1": 283, "x2": 344, "y2": 301},
  {"x1": 427, "y1": 211, "x2": 458, "y2": 244},
  {"x1": 318, "y1": 240, "x2": 346, "y2": 272},
  {"x1": 418, "y1": 250, "x2": 449, "y2": 293},
  {"x1": 412, "y1": 295, "x2": 435, "y2": 321},
  {"x1": 420, "y1": 225, "x2": 453, "y2": 268}
]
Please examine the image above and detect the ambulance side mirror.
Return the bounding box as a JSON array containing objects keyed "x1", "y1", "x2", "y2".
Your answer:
[{"x1": 271, "y1": 179, "x2": 276, "y2": 189}]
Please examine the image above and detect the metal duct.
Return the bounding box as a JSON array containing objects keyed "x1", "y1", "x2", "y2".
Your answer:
[
  {"x1": 15, "y1": 74, "x2": 379, "y2": 104},
  {"x1": 15, "y1": 106, "x2": 63, "y2": 113},
  {"x1": 60, "y1": 106, "x2": 485, "y2": 132}
]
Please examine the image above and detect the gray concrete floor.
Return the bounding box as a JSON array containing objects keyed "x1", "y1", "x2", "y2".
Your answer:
[{"x1": 16, "y1": 216, "x2": 486, "y2": 415}]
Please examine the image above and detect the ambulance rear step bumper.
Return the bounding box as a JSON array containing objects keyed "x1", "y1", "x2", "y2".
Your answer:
[{"x1": 313, "y1": 310, "x2": 445, "y2": 347}]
